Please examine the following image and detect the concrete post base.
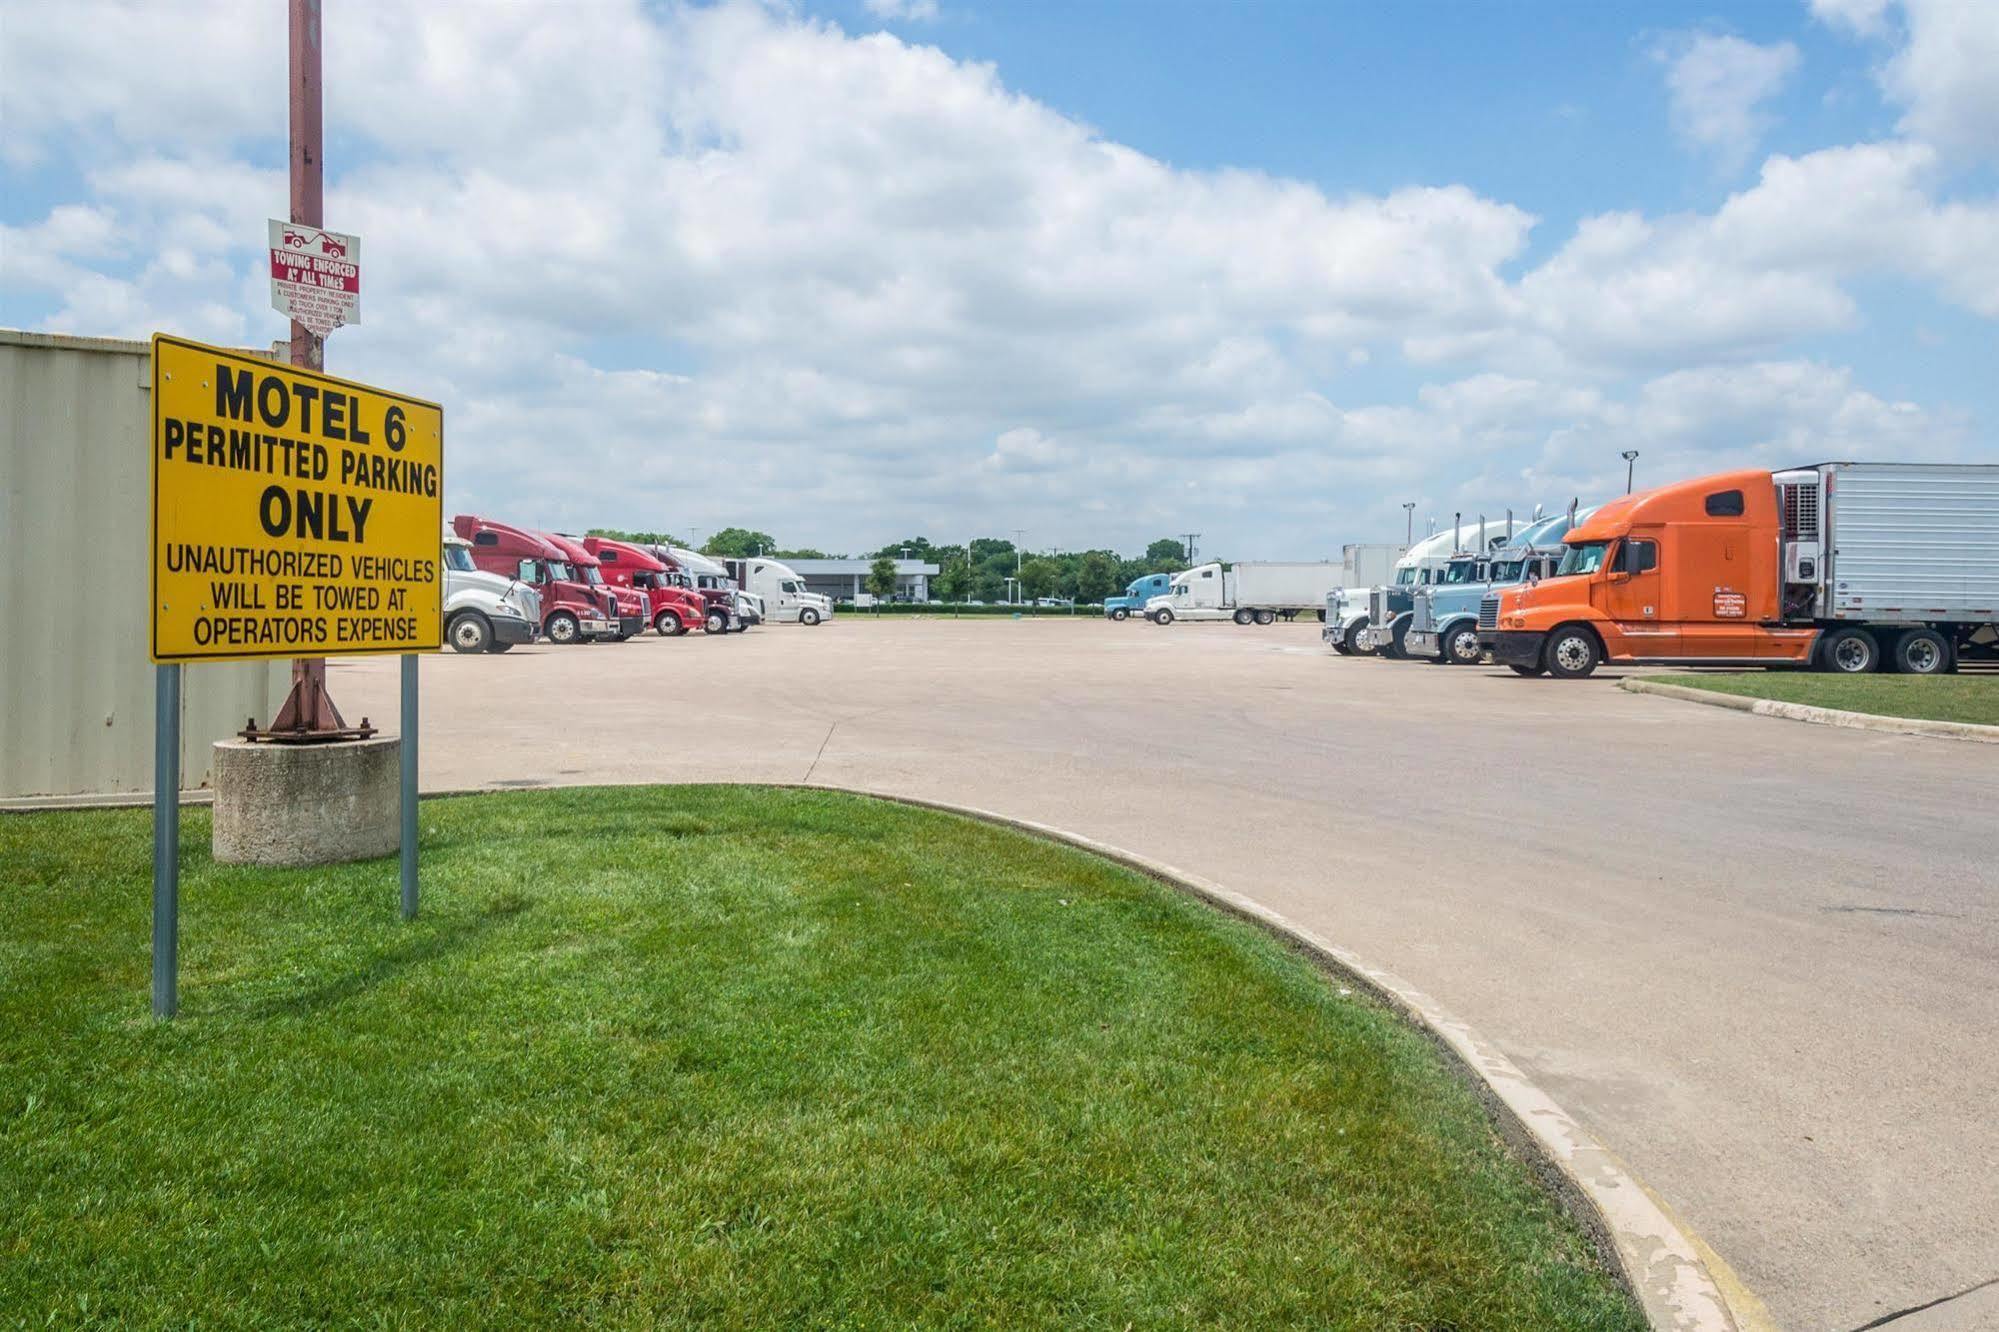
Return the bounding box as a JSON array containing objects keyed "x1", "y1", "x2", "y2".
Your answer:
[{"x1": 211, "y1": 736, "x2": 401, "y2": 866}]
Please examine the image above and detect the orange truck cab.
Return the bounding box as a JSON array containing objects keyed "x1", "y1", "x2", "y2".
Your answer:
[{"x1": 1481, "y1": 462, "x2": 1999, "y2": 678}]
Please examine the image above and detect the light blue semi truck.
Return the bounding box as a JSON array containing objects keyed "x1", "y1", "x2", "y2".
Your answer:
[
  {"x1": 1402, "y1": 507, "x2": 1597, "y2": 664},
  {"x1": 1104, "y1": 572, "x2": 1175, "y2": 620}
]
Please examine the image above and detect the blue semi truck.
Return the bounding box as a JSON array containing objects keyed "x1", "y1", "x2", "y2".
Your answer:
[
  {"x1": 1403, "y1": 507, "x2": 1597, "y2": 664},
  {"x1": 1105, "y1": 572, "x2": 1175, "y2": 620}
]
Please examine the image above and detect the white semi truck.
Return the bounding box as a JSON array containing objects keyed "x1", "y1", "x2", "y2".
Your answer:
[
  {"x1": 1146, "y1": 553, "x2": 1394, "y2": 625},
  {"x1": 722, "y1": 556, "x2": 835, "y2": 626}
]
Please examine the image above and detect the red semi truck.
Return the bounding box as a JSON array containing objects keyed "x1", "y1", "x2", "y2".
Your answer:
[
  {"x1": 452, "y1": 514, "x2": 617, "y2": 644},
  {"x1": 543, "y1": 532, "x2": 646, "y2": 641},
  {"x1": 581, "y1": 536, "x2": 707, "y2": 636},
  {"x1": 647, "y1": 544, "x2": 739, "y2": 634}
]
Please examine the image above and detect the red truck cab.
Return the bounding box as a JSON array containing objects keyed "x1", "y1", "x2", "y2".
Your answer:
[
  {"x1": 543, "y1": 532, "x2": 645, "y2": 641},
  {"x1": 452, "y1": 514, "x2": 615, "y2": 645},
  {"x1": 580, "y1": 536, "x2": 706, "y2": 636},
  {"x1": 648, "y1": 545, "x2": 738, "y2": 634}
]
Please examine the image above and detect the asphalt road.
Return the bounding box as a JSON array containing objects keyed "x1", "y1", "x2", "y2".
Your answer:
[{"x1": 334, "y1": 618, "x2": 1999, "y2": 1331}]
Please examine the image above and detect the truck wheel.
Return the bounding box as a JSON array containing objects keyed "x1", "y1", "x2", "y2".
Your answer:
[
  {"x1": 1330, "y1": 640, "x2": 1352, "y2": 656},
  {"x1": 488, "y1": 642, "x2": 514, "y2": 653},
  {"x1": 1544, "y1": 626, "x2": 1600, "y2": 679},
  {"x1": 1317, "y1": 609, "x2": 1327, "y2": 623},
  {"x1": 654, "y1": 610, "x2": 683, "y2": 636},
  {"x1": 1254, "y1": 608, "x2": 1276, "y2": 626},
  {"x1": 1232, "y1": 608, "x2": 1253, "y2": 625},
  {"x1": 705, "y1": 609, "x2": 728, "y2": 634},
  {"x1": 1155, "y1": 607, "x2": 1175, "y2": 625},
  {"x1": 1383, "y1": 616, "x2": 1412, "y2": 660},
  {"x1": 546, "y1": 612, "x2": 580, "y2": 645},
  {"x1": 1111, "y1": 607, "x2": 1129, "y2": 621},
  {"x1": 800, "y1": 608, "x2": 820, "y2": 626},
  {"x1": 1508, "y1": 663, "x2": 1545, "y2": 677},
  {"x1": 1444, "y1": 623, "x2": 1483, "y2": 665},
  {"x1": 447, "y1": 611, "x2": 491, "y2": 654},
  {"x1": 1343, "y1": 618, "x2": 1372, "y2": 655},
  {"x1": 1819, "y1": 626, "x2": 1879, "y2": 674},
  {"x1": 1888, "y1": 627, "x2": 1952, "y2": 675}
]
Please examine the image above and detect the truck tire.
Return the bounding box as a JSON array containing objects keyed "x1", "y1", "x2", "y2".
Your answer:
[
  {"x1": 1888, "y1": 627, "x2": 1952, "y2": 675},
  {"x1": 1111, "y1": 607, "x2": 1129, "y2": 621},
  {"x1": 546, "y1": 611, "x2": 581, "y2": 645},
  {"x1": 654, "y1": 610, "x2": 684, "y2": 636},
  {"x1": 1316, "y1": 609, "x2": 1327, "y2": 623},
  {"x1": 1443, "y1": 623, "x2": 1483, "y2": 665},
  {"x1": 800, "y1": 608, "x2": 821, "y2": 626},
  {"x1": 705, "y1": 608, "x2": 728, "y2": 634},
  {"x1": 1254, "y1": 608, "x2": 1276, "y2": 626},
  {"x1": 1343, "y1": 618, "x2": 1372, "y2": 655},
  {"x1": 447, "y1": 611, "x2": 491, "y2": 654},
  {"x1": 1544, "y1": 625, "x2": 1600, "y2": 679},
  {"x1": 1383, "y1": 615, "x2": 1412, "y2": 660},
  {"x1": 1508, "y1": 663, "x2": 1544, "y2": 677},
  {"x1": 1232, "y1": 608, "x2": 1253, "y2": 625},
  {"x1": 1155, "y1": 607, "x2": 1176, "y2": 625},
  {"x1": 488, "y1": 641, "x2": 514, "y2": 653},
  {"x1": 1819, "y1": 626, "x2": 1879, "y2": 674}
]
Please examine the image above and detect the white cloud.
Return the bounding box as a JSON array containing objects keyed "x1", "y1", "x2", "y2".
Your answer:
[
  {"x1": 1653, "y1": 32, "x2": 1801, "y2": 170},
  {"x1": 1808, "y1": 0, "x2": 1893, "y2": 37},
  {"x1": 865, "y1": 0, "x2": 941, "y2": 21},
  {"x1": 0, "y1": 0, "x2": 1989, "y2": 557}
]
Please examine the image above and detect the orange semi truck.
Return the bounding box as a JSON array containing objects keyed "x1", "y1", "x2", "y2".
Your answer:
[{"x1": 1480, "y1": 462, "x2": 1999, "y2": 678}]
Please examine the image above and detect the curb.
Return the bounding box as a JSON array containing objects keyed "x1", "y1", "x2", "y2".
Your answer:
[
  {"x1": 804, "y1": 784, "x2": 1745, "y2": 1332},
  {"x1": 1621, "y1": 678, "x2": 1999, "y2": 744}
]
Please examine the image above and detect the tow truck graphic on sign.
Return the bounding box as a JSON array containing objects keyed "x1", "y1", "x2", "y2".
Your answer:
[{"x1": 268, "y1": 219, "x2": 360, "y2": 335}]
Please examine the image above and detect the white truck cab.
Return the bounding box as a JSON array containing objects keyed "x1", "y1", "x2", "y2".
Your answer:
[
  {"x1": 723, "y1": 557, "x2": 835, "y2": 626},
  {"x1": 442, "y1": 527, "x2": 541, "y2": 653}
]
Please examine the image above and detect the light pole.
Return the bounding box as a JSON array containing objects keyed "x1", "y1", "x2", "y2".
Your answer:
[
  {"x1": 1012, "y1": 529, "x2": 1026, "y2": 576},
  {"x1": 1402, "y1": 502, "x2": 1415, "y2": 545},
  {"x1": 1622, "y1": 450, "x2": 1640, "y2": 494}
]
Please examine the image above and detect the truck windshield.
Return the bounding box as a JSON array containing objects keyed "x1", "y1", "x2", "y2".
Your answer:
[
  {"x1": 1441, "y1": 560, "x2": 1482, "y2": 584},
  {"x1": 1488, "y1": 559, "x2": 1523, "y2": 581},
  {"x1": 1394, "y1": 568, "x2": 1416, "y2": 585},
  {"x1": 1558, "y1": 542, "x2": 1611, "y2": 576},
  {"x1": 444, "y1": 546, "x2": 474, "y2": 572},
  {"x1": 579, "y1": 566, "x2": 605, "y2": 585},
  {"x1": 547, "y1": 560, "x2": 576, "y2": 581}
]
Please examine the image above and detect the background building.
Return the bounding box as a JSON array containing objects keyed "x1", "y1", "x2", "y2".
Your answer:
[{"x1": 785, "y1": 558, "x2": 938, "y2": 603}]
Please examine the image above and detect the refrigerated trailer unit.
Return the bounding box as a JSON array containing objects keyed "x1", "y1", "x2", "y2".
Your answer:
[{"x1": 1482, "y1": 462, "x2": 1999, "y2": 677}]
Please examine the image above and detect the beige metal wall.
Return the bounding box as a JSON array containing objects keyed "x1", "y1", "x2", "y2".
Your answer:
[{"x1": 1, "y1": 330, "x2": 286, "y2": 800}]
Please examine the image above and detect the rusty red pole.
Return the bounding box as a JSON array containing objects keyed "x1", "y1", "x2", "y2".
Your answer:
[{"x1": 268, "y1": 0, "x2": 348, "y2": 736}]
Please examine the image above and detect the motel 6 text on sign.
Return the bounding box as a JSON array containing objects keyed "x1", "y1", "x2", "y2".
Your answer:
[{"x1": 150, "y1": 333, "x2": 443, "y2": 662}]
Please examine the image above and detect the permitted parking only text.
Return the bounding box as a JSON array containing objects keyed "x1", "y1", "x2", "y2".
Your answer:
[{"x1": 151, "y1": 333, "x2": 444, "y2": 661}]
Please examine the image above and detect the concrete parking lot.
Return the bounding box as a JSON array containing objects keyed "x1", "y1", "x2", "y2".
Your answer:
[{"x1": 335, "y1": 618, "x2": 1998, "y2": 1331}]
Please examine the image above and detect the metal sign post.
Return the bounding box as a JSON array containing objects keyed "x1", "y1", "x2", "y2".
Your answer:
[
  {"x1": 152, "y1": 664, "x2": 182, "y2": 1019},
  {"x1": 400, "y1": 654, "x2": 418, "y2": 920}
]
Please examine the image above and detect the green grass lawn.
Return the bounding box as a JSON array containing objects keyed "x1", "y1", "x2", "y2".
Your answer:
[
  {"x1": 1647, "y1": 671, "x2": 1999, "y2": 725},
  {"x1": 1, "y1": 787, "x2": 1640, "y2": 1329}
]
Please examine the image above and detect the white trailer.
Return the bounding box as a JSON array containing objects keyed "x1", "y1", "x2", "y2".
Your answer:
[{"x1": 1147, "y1": 561, "x2": 1352, "y2": 625}]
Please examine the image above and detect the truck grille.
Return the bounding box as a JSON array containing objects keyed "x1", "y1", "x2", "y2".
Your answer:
[
  {"x1": 1478, "y1": 593, "x2": 1500, "y2": 631},
  {"x1": 1369, "y1": 588, "x2": 1391, "y2": 624},
  {"x1": 1410, "y1": 593, "x2": 1434, "y2": 633}
]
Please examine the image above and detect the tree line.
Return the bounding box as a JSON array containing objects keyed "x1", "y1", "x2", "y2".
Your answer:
[{"x1": 585, "y1": 527, "x2": 1201, "y2": 602}]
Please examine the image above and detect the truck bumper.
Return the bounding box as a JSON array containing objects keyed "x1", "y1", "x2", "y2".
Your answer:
[
  {"x1": 1358, "y1": 624, "x2": 1393, "y2": 652},
  {"x1": 617, "y1": 615, "x2": 644, "y2": 638},
  {"x1": 1403, "y1": 629, "x2": 1441, "y2": 660},
  {"x1": 492, "y1": 615, "x2": 537, "y2": 646},
  {"x1": 1482, "y1": 630, "x2": 1546, "y2": 668}
]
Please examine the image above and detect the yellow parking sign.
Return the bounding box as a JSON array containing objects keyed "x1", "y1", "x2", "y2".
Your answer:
[{"x1": 150, "y1": 333, "x2": 444, "y2": 662}]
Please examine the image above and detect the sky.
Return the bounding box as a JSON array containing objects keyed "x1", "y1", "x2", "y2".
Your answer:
[{"x1": 3, "y1": 0, "x2": 1995, "y2": 559}]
